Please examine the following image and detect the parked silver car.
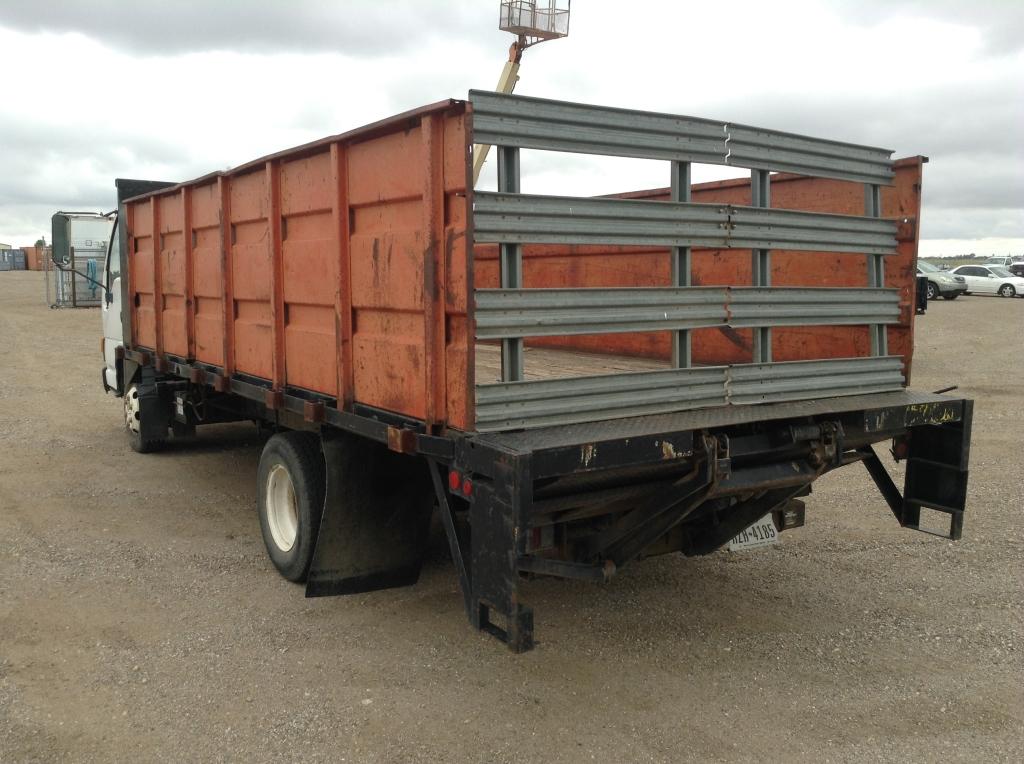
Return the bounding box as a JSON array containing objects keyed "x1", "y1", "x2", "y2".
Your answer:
[{"x1": 918, "y1": 260, "x2": 967, "y2": 300}]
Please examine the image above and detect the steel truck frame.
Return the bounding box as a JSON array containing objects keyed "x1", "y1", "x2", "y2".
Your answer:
[{"x1": 101, "y1": 93, "x2": 972, "y2": 651}]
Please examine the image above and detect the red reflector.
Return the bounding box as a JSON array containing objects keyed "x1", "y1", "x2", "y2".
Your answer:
[
  {"x1": 530, "y1": 527, "x2": 542, "y2": 549},
  {"x1": 448, "y1": 470, "x2": 461, "y2": 491},
  {"x1": 461, "y1": 478, "x2": 473, "y2": 496}
]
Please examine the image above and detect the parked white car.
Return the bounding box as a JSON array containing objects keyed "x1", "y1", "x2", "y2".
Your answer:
[{"x1": 950, "y1": 265, "x2": 1024, "y2": 298}]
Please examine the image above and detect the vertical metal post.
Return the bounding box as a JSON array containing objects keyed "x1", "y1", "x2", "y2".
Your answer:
[
  {"x1": 182, "y1": 186, "x2": 196, "y2": 361},
  {"x1": 330, "y1": 143, "x2": 354, "y2": 409},
  {"x1": 421, "y1": 115, "x2": 447, "y2": 428},
  {"x1": 70, "y1": 246, "x2": 78, "y2": 308},
  {"x1": 498, "y1": 145, "x2": 523, "y2": 382},
  {"x1": 266, "y1": 160, "x2": 285, "y2": 393},
  {"x1": 865, "y1": 184, "x2": 887, "y2": 356},
  {"x1": 671, "y1": 161, "x2": 691, "y2": 368},
  {"x1": 217, "y1": 176, "x2": 235, "y2": 380},
  {"x1": 151, "y1": 196, "x2": 163, "y2": 356},
  {"x1": 751, "y1": 169, "x2": 771, "y2": 363}
]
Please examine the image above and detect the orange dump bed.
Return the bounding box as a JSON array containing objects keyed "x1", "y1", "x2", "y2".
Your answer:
[{"x1": 124, "y1": 96, "x2": 922, "y2": 434}]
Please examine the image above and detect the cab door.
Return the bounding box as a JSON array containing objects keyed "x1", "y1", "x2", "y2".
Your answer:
[{"x1": 101, "y1": 216, "x2": 123, "y2": 392}]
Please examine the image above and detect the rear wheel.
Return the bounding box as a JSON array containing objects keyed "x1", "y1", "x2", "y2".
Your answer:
[
  {"x1": 257, "y1": 431, "x2": 325, "y2": 582},
  {"x1": 124, "y1": 383, "x2": 165, "y2": 453},
  {"x1": 998, "y1": 284, "x2": 1016, "y2": 298},
  {"x1": 942, "y1": 293, "x2": 959, "y2": 300},
  {"x1": 926, "y1": 281, "x2": 939, "y2": 300}
]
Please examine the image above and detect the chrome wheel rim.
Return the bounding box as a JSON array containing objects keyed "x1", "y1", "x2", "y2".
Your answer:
[
  {"x1": 124, "y1": 385, "x2": 141, "y2": 434},
  {"x1": 266, "y1": 464, "x2": 299, "y2": 552},
  {"x1": 999, "y1": 285, "x2": 1014, "y2": 297},
  {"x1": 927, "y1": 284, "x2": 938, "y2": 299}
]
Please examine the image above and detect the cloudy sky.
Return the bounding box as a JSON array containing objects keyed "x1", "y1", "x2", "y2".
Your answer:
[{"x1": 1, "y1": 0, "x2": 1021, "y2": 256}]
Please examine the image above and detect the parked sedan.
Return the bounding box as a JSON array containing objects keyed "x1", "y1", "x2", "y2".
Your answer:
[
  {"x1": 918, "y1": 261, "x2": 967, "y2": 300},
  {"x1": 950, "y1": 265, "x2": 1024, "y2": 298}
]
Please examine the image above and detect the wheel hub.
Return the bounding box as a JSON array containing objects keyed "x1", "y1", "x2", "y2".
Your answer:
[
  {"x1": 266, "y1": 464, "x2": 299, "y2": 552},
  {"x1": 124, "y1": 386, "x2": 141, "y2": 433}
]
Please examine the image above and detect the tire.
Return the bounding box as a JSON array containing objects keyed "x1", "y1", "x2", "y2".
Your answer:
[
  {"x1": 257, "y1": 431, "x2": 325, "y2": 582},
  {"x1": 942, "y1": 293, "x2": 959, "y2": 300},
  {"x1": 124, "y1": 382, "x2": 165, "y2": 453},
  {"x1": 926, "y1": 281, "x2": 939, "y2": 300},
  {"x1": 998, "y1": 284, "x2": 1016, "y2": 298}
]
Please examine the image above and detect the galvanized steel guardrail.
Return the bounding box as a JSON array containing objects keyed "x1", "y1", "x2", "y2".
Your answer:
[
  {"x1": 469, "y1": 91, "x2": 895, "y2": 186},
  {"x1": 475, "y1": 287, "x2": 728, "y2": 338},
  {"x1": 475, "y1": 366, "x2": 729, "y2": 431},
  {"x1": 473, "y1": 192, "x2": 898, "y2": 255},
  {"x1": 727, "y1": 356, "x2": 906, "y2": 405},
  {"x1": 469, "y1": 91, "x2": 902, "y2": 432},
  {"x1": 474, "y1": 287, "x2": 901, "y2": 339},
  {"x1": 475, "y1": 356, "x2": 905, "y2": 432},
  {"x1": 727, "y1": 288, "x2": 901, "y2": 328}
]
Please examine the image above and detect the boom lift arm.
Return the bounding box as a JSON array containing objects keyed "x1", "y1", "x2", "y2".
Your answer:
[
  {"x1": 473, "y1": 1, "x2": 571, "y2": 186},
  {"x1": 472, "y1": 38, "x2": 527, "y2": 185}
]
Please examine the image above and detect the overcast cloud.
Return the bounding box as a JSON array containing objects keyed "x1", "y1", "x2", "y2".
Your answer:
[{"x1": 1, "y1": 0, "x2": 1021, "y2": 256}]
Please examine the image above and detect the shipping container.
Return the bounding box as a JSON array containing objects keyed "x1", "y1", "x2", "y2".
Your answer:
[
  {"x1": 78, "y1": 92, "x2": 973, "y2": 651},
  {"x1": 0, "y1": 248, "x2": 26, "y2": 271}
]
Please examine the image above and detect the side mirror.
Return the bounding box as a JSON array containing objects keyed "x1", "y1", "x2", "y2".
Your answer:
[{"x1": 51, "y1": 212, "x2": 72, "y2": 267}]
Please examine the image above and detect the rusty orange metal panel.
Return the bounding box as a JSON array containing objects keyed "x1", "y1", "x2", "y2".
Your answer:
[
  {"x1": 348, "y1": 122, "x2": 431, "y2": 420},
  {"x1": 128, "y1": 201, "x2": 156, "y2": 350},
  {"x1": 190, "y1": 182, "x2": 224, "y2": 366},
  {"x1": 117, "y1": 103, "x2": 463, "y2": 430},
  {"x1": 352, "y1": 310, "x2": 427, "y2": 417},
  {"x1": 157, "y1": 193, "x2": 187, "y2": 358},
  {"x1": 280, "y1": 151, "x2": 336, "y2": 396},
  {"x1": 229, "y1": 170, "x2": 272, "y2": 380},
  {"x1": 347, "y1": 129, "x2": 424, "y2": 206}
]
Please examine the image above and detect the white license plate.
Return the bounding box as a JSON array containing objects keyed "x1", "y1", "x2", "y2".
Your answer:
[{"x1": 728, "y1": 514, "x2": 779, "y2": 552}]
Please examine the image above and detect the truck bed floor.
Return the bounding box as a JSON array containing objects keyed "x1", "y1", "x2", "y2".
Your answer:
[{"x1": 475, "y1": 343, "x2": 666, "y2": 382}]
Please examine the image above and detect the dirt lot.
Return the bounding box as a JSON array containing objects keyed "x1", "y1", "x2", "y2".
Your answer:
[{"x1": 1, "y1": 270, "x2": 1021, "y2": 762}]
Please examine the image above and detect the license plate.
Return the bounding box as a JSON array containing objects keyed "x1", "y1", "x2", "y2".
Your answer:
[{"x1": 728, "y1": 514, "x2": 779, "y2": 552}]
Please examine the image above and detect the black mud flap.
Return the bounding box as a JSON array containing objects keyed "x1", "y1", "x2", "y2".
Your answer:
[
  {"x1": 138, "y1": 377, "x2": 171, "y2": 442},
  {"x1": 305, "y1": 431, "x2": 433, "y2": 597}
]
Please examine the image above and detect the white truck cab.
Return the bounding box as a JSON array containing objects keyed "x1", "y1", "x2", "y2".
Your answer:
[
  {"x1": 101, "y1": 217, "x2": 123, "y2": 391},
  {"x1": 50, "y1": 180, "x2": 177, "y2": 397}
]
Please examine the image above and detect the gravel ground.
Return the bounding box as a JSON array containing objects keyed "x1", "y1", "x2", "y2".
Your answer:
[{"x1": 1, "y1": 270, "x2": 1021, "y2": 762}]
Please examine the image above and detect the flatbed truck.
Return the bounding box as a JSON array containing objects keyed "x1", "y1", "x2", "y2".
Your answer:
[{"x1": 64, "y1": 92, "x2": 973, "y2": 651}]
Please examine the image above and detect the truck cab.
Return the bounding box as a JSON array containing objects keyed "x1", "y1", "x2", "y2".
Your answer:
[{"x1": 50, "y1": 181, "x2": 178, "y2": 396}]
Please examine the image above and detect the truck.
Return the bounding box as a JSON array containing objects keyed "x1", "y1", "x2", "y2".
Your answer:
[{"x1": 61, "y1": 91, "x2": 973, "y2": 651}]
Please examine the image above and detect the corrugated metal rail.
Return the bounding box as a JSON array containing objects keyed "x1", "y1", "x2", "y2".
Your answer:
[
  {"x1": 473, "y1": 193, "x2": 898, "y2": 254},
  {"x1": 469, "y1": 90, "x2": 895, "y2": 185},
  {"x1": 475, "y1": 356, "x2": 906, "y2": 432},
  {"x1": 475, "y1": 287, "x2": 901, "y2": 338},
  {"x1": 470, "y1": 91, "x2": 902, "y2": 433}
]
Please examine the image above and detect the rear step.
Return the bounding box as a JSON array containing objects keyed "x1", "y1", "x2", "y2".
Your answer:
[{"x1": 860, "y1": 400, "x2": 972, "y2": 540}]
